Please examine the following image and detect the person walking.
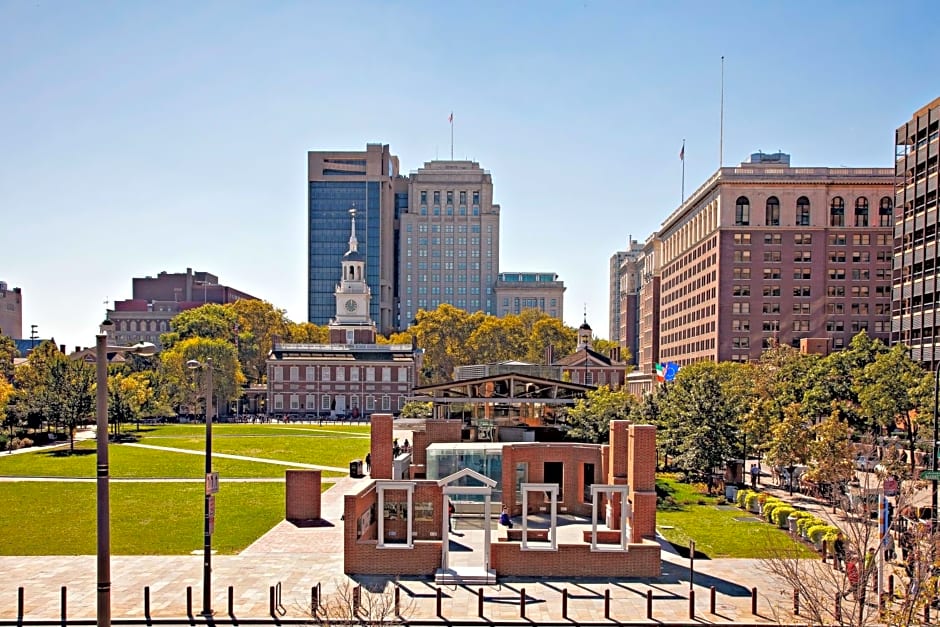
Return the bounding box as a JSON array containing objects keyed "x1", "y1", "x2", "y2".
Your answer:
[
  {"x1": 833, "y1": 532, "x2": 846, "y2": 571},
  {"x1": 364, "y1": 452, "x2": 371, "y2": 474},
  {"x1": 448, "y1": 499, "x2": 456, "y2": 533},
  {"x1": 750, "y1": 463, "x2": 760, "y2": 489}
]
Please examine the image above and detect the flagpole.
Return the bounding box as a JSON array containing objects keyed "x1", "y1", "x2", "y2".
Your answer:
[
  {"x1": 450, "y1": 112, "x2": 454, "y2": 160},
  {"x1": 681, "y1": 139, "x2": 686, "y2": 203},
  {"x1": 720, "y1": 56, "x2": 725, "y2": 168}
]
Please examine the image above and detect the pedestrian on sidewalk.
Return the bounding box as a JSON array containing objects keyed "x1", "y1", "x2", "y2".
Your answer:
[
  {"x1": 750, "y1": 463, "x2": 760, "y2": 489},
  {"x1": 448, "y1": 499, "x2": 455, "y2": 533},
  {"x1": 364, "y1": 453, "x2": 371, "y2": 474},
  {"x1": 833, "y1": 532, "x2": 846, "y2": 571}
]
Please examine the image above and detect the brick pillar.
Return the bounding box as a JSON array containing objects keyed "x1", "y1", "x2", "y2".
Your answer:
[
  {"x1": 285, "y1": 470, "x2": 321, "y2": 521},
  {"x1": 629, "y1": 424, "x2": 657, "y2": 539},
  {"x1": 370, "y1": 413, "x2": 394, "y2": 480},
  {"x1": 608, "y1": 420, "x2": 630, "y2": 484}
]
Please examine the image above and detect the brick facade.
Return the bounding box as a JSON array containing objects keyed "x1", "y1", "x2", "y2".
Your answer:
[
  {"x1": 285, "y1": 470, "x2": 321, "y2": 521},
  {"x1": 491, "y1": 539, "x2": 661, "y2": 578},
  {"x1": 629, "y1": 424, "x2": 657, "y2": 539},
  {"x1": 369, "y1": 414, "x2": 393, "y2": 480}
]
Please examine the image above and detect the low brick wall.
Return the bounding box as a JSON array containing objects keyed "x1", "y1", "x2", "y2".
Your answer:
[
  {"x1": 491, "y1": 540, "x2": 660, "y2": 577},
  {"x1": 344, "y1": 540, "x2": 442, "y2": 575}
]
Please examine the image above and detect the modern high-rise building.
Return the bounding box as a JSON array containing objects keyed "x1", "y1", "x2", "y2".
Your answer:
[
  {"x1": 610, "y1": 241, "x2": 643, "y2": 365},
  {"x1": 398, "y1": 160, "x2": 500, "y2": 324},
  {"x1": 308, "y1": 144, "x2": 403, "y2": 332},
  {"x1": 105, "y1": 268, "x2": 258, "y2": 349},
  {"x1": 0, "y1": 281, "x2": 22, "y2": 340},
  {"x1": 634, "y1": 152, "x2": 893, "y2": 370},
  {"x1": 892, "y1": 97, "x2": 940, "y2": 367}
]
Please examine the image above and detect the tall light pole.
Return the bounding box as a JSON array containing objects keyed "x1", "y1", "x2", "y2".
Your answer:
[
  {"x1": 95, "y1": 326, "x2": 155, "y2": 627},
  {"x1": 187, "y1": 358, "x2": 215, "y2": 617}
]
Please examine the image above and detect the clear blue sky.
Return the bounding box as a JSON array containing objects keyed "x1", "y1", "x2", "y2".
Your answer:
[{"x1": 2, "y1": 0, "x2": 937, "y2": 352}]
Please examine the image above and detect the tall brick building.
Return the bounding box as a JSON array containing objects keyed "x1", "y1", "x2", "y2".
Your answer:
[{"x1": 631, "y1": 152, "x2": 893, "y2": 373}]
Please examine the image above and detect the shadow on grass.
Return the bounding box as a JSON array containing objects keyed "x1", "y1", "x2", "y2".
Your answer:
[
  {"x1": 668, "y1": 542, "x2": 710, "y2": 559},
  {"x1": 47, "y1": 449, "x2": 95, "y2": 457}
]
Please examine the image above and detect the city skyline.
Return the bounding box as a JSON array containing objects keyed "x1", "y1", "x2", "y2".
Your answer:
[{"x1": 2, "y1": 1, "x2": 937, "y2": 352}]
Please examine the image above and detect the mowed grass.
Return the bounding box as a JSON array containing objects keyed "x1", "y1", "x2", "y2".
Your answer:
[
  {"x1": 0, "y1": 481, "x2": 301, "y2": 555},
  {"x1": 656, "y1": 474, "x2": 816, "y2": 559},
  {"x1": 0, "y1": 424, "x2": 361, "y2": 555},
  {"x1": 0, "y1": 424, "x2": 370, "y2": 478}
]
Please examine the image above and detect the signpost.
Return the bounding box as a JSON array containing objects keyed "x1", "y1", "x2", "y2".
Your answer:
[
  {"x1": 206, "y1": 472, "x2": 220, "y2": 495},
  {"x1": 920, "y1": 470, "x2": 940, "y2": 481}
]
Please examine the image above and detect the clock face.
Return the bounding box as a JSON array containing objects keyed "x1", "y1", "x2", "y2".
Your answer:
[{"x1": 345, "y1": 299, "x2": 358, "y2": 312}]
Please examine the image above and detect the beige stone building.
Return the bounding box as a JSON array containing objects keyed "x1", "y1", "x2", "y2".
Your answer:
[
  {"x1": 494, "y1": 272, "x2": 564, "y2": 319},
  {"x1": 635, "y1": 152, "x2": 893, "y2": 370},
  {"x1": 398, "y1": 161, "x2": 500, "y2": 324},
  {"x1": 0, "y1": 281, "x2": 22, "y2": 340}
]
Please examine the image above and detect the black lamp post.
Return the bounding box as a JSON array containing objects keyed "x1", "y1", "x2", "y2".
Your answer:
[{"x1": 187, "y1": 358, "x2": 215, "y2": 617}]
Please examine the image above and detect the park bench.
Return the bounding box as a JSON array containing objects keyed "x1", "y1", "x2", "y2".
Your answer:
[{"x1": 501, "y1": 528, "x2": 550, "y2": 542}]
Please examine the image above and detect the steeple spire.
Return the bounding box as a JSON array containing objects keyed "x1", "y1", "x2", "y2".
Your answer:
[{"x1": 347, "y1": 208, "x2": 358, "y2": 254}]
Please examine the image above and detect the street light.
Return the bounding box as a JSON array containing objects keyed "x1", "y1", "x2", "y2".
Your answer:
[
  {"x1": 95, "y1": 326, "x2": 156, "y2": 627},
  {"x1": 186, "y1": 358, "x2": 215, "y2": 617}
]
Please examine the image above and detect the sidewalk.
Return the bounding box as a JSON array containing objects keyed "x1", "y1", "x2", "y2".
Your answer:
[{"x1": 1, "y1": 477, "x2": 800, "y2": 625}]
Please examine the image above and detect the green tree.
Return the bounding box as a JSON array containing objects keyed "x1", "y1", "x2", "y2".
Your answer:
[
  {"x1": 766, "y1": 404, "x2": 812, "y2": 494},
  {"x1": 805, "y1": 411, "x2": 856, "y2": 509},
  {"x1": 411, "y1": 304, "x2": 482, "y2": 383},
  {"x1": 108, "y1": 372, "x2": 155, "y2": 434},
  {"x1": 0, "y1": 335, "x2": 18, "y2": 381},
  {"x1": 284, "y1": 321, "x2": 330, "y2": 344},
  {"x1": 159, "y1": 337, "x2": 244, "y2": 415},
  {"x1": 228, "y1": 300, "x2": 290, "y2": 384},
  {"x1": 564, "y1": 385, "x2": 634, "y2": 444},
  {"x1": 399, "y1": 401, "x2": 432, "y2": 419},
  {"x1": 467, "y1": 314, "x2": 526, "y2": 364},
  {"x1": 160, "y1": 304, "x2": 240, "y2": 350},
  {"x1": 525, "y1": 318, "x2": 576, "y2": 364},
  {"x1": 658, "y1": 362, "x2": 738, "y2": 481},
  {"x1": 856, "y1": 343, "x2": 927, "y2": 477}
]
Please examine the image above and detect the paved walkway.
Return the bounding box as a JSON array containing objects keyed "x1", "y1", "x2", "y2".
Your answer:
[
  {"x1": 1, "y1": 474, "x2": 806, "y2": 625},
  {"x1": 124, "y1": 443, "x2": 349, "y2": 473}
]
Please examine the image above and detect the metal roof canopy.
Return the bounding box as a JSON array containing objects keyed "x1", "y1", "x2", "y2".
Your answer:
[{"x1": 411, "y1": 372, "x2": 593, "y2": 405}]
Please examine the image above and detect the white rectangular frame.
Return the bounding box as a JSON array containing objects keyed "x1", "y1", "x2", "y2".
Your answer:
[
  {"x1": 520, "y1": 482, "x2": 558, "y2": 551},
  {"x1": 590, "y1": 484, "x2": 631, "y2": 552},
  {"x1": 376, "y1": 481, "x2": 415, "y2": 549}
]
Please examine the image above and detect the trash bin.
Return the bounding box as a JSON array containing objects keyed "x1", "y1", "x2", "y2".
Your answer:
[{"x1": 349, "y1": 460, "x2": 362, "y2": 478}]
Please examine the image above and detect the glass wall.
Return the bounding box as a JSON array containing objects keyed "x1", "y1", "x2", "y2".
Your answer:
[{"x1": 426, "y1": 443, "x2": 505, "y2": 502}]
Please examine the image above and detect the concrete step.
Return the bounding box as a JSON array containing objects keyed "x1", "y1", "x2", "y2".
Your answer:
[{"x1": 434, "y1": 567, "x2": 497, "y2": 586}]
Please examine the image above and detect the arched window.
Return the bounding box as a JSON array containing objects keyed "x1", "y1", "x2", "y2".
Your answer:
[
  {"x1": 830, "y1": 196, "x2": 845, "y2": 227},
  {"x1": 796, "y1": 196, "x2": 811, "y2": 226},
  {"x1": 855, "y1": 197, "x2": 869, "y2": 227},
  {"x1": 765, "y1": 196, "x2": 780, "y2": 226},
  {"x1": 879, "y1": 197, "x2": 894, "y2": 227},
  {"x1": 735, "y1": 196, "x2": 750, "y2": 226}
]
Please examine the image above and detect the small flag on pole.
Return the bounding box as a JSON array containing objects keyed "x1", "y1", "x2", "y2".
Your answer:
[
  {"x1": 679, "y1": 143, "x2": 685, "y2": 161},
  {"x1": 449, "y1": 112, "x2": 453, "y2": 124}
]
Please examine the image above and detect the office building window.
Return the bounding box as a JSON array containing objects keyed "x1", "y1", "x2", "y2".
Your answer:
[
  {"x1": 796, "y1": 196, "x2": 811, "y2": 226},
  {"x1": 766, "y1": 196, "x2": 780, "y2": 226},
  {"x1": 830, "y1": 197, "x2": 845, "y2": 226},
  {"x1": 879, "y1": 197, "x2": 893, "y2": 226},
  {"x1": 855, "y1": 197, "x2": 869, "y2": 226},
  {"x1": 735, "y1": 196, "x2": 750, "y2": 225}
]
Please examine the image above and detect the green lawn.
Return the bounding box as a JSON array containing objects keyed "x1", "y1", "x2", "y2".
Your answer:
[
  {"x1": 0, "y1": 423, "x2": 364, "y2": 555},
  {"x1": 0, "y1": 481, "x2": 301, "y2": 555},
  {"x1": 656, "y1": 474, "x2": 817, "y2": 559}
]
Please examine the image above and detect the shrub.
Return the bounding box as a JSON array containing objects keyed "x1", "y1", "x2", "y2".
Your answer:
[
  {"x1": 763, "y1": 499, "x2": 784, "y2": 522},
  {"x1": 807, "y1": 524, "x2": 830, "y2": 544},
  {"x1": 822, "y1": 527, "x2": 840, "y2": 543},
  {"x1": 773, "y1": 506, "x2": 796, "y2": 527},
  {"x1": 745, "y1": 492, "x2": 760, "y2": 511},
  {"x1": 735, "y1": 489, "x2": 751, "y2": 508},
  {"x1": 757, "y1": 492, "x2": 770, "y2": 505},
  {"x1": 691, "y1": 482, "x2": 709, "y2": 496},
  {"x1": 798, "y1": 516, "x2": 824, "y2": 537}
]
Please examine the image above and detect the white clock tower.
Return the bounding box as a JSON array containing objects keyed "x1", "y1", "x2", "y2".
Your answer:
[{"x1": 331, "y1": 209, "x2": 375, "y2": 341}]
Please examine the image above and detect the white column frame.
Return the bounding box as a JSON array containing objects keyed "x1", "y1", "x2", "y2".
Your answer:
[
  {"x1": 440, "y1": 486, "x2": 493, "y2": 571},
  {"x1": 376, "y1": 481, "x2": 415, "y2": 549},
  {"x1": 590, "y1": 484, "x2": 631, "y2": 552},
  {"x1": 520, "y1": 483, "x2": 558, "y2": 551}
]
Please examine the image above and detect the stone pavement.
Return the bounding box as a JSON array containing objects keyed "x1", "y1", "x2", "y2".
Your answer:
[{"x1": 1, "y1": 475, "x2": 808, "y2": 625}]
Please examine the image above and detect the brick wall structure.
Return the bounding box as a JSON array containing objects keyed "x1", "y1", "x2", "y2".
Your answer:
[
  {"x1": 370, "y1": 413, "x2": 393, "y2": 479},
  {"x1": 491, "y1": 539, "x2": 661, "y2": 577},
  {"x1": 500, "y1": 443, "x2": 605, "y2": 518},
  {"x1": 285, "y1": 470, "x2": 321, "y2": 521},
  {"x1": 629, "y1": 424, "x2": 657, "y2": 539}
]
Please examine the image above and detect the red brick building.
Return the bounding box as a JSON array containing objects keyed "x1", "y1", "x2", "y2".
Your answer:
[{"x1": 266, "y1": 210, "x2": 419, "y2": 418}]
